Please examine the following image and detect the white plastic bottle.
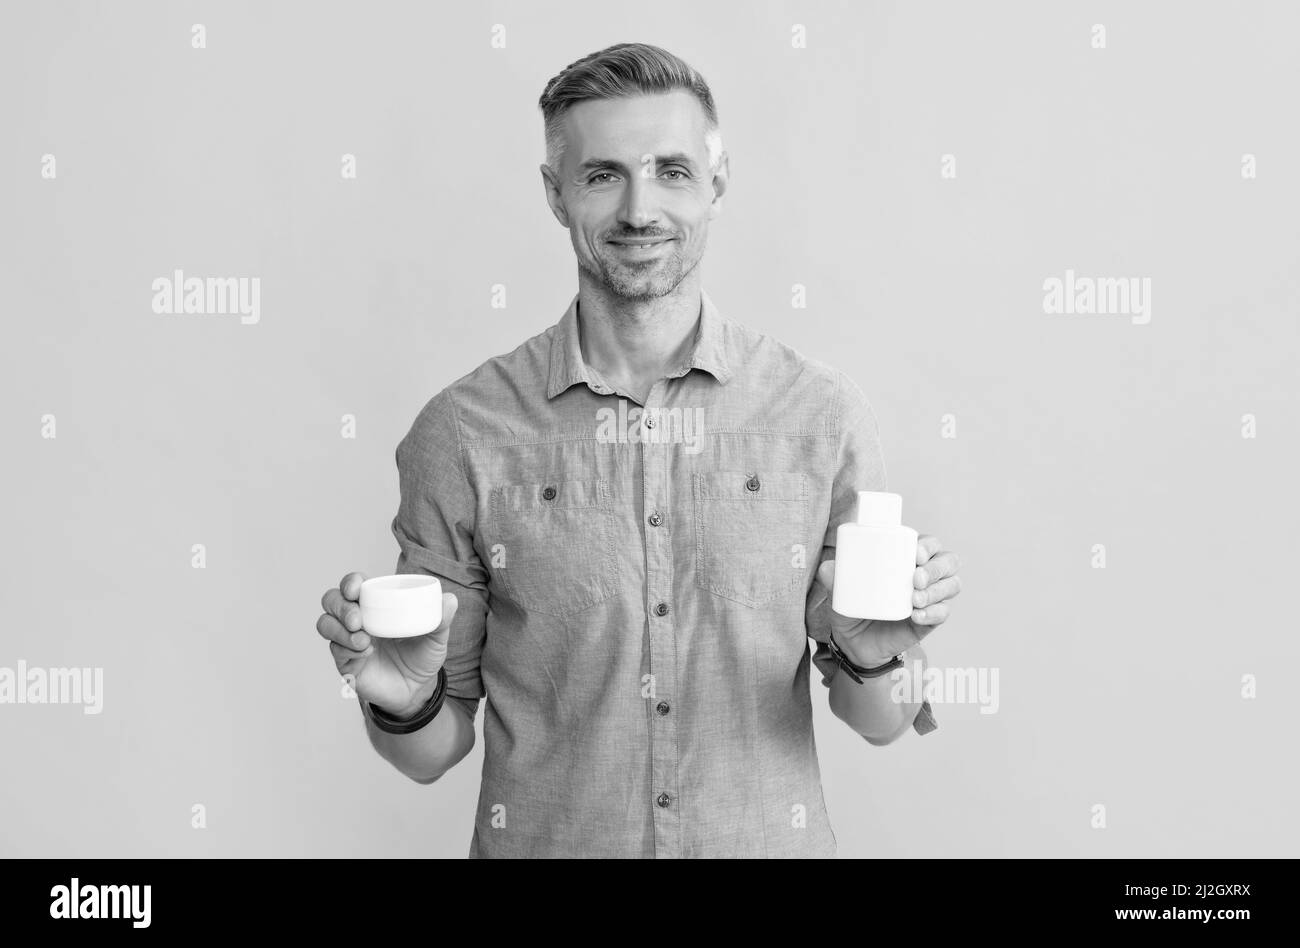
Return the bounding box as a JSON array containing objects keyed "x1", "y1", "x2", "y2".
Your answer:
[{"x1": 831, "y1": 491, "x2": 919, "y2": 621}]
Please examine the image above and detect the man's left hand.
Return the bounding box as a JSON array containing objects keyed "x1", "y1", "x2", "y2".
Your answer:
[{"x1": 814, "y1": 535, "x2": 962, "y2": 668}]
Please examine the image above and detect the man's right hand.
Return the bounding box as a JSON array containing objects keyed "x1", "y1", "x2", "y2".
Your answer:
[{"x1": 317, "y1": 572, "x2": 459, "y2": 720}]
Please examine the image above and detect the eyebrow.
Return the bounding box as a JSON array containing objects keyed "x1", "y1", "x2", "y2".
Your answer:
[{"x1": 576, "y1": 153, "x2": 700, "y2": 175}]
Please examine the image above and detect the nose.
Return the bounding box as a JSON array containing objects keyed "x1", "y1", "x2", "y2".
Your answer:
[{"x1": 617, "y1": 174, "x2": 659, "y2": 230}]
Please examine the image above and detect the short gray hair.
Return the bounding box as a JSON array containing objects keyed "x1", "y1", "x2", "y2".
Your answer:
[{"x1": 538, "y1": 42, "x2": 724, "y2": 177}]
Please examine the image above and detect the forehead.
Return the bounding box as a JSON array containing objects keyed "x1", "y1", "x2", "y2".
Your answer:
[{"x1": 560, "y1": 91, "x2": 708, "y2": 162}]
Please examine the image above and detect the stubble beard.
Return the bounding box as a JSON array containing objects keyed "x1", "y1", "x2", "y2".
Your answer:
[{"x1": 584, "y1": 240, "x2": 702, "y2": 302}]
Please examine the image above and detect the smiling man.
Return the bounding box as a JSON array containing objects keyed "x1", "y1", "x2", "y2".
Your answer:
[{"x1": 316, "y1": 42, "x2": 963, "y2": 858}]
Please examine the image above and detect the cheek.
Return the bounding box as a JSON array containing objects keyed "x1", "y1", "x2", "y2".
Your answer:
[
  {"x1": 572, "y1": 210, "x2": 611, "y2": 243},
  {"x1": 572, "y1": 190, "x2": 618, "y2": 222},
  {"x1": 566, "y1": 219, "x2": 600, "y2": 253},
  {"x1": 673, "y1": 197, "x2": 712, "y2": 235}
]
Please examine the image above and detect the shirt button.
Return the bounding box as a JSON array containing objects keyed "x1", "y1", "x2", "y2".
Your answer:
[
  {"x1": 654, "y1": 602, "x2": 670, "y2": 617},
  {"x1": 644, "y1": 414, "x2": 656, "y2": 429},
  {"x1": 541, "y1": 486, "x2": 557, "y2": 501},
  {"x1": 648, "y1": 512, "x2": 663, "y2": 527},
  {"x1": 745, "y1": 474, "x2": 761, "y2": 492},
  {"x1": 656, "y1": 792, "x2": 671, "y2": 808},
  {"x1": 656, "y1": 700, "x2": 670, "y2": 715}
]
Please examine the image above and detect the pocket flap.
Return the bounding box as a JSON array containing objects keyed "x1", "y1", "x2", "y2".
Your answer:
[
  {"x1": 692, "y1": 470, "x2": 807, "y2": 503},
  {"x1": 491, "y1": 477, "x2": 609, "y2": 511}
]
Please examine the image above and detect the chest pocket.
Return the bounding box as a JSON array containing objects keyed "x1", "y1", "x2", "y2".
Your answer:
[
  {"x1": 487, "y1": 477, "x2": 619, "y2": 618},
  {"x1": 692, "y1": 471, "x2": 810, "y2": 608}
]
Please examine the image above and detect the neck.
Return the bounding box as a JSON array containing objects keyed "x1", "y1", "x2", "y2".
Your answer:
[{"x1": 575, "y1": 268, "x2": 704, "y2": 404}]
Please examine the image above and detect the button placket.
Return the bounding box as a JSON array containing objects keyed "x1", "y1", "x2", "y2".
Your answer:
[{"x1": 641, "y1": 378, "x2": 679, "y2": 858}]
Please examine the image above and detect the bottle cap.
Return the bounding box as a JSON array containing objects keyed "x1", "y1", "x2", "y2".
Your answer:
[{"x1": 855, "y1": 490, "x2": 902, "y2": 526}]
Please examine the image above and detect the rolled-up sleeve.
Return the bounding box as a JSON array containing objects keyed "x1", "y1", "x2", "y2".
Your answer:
[
  {"x1": 804, "y1": 371, "x2": 938, "y2": 736},
  {"x1": 390, "y1": 388, "x2": 488, "y2": 724}
]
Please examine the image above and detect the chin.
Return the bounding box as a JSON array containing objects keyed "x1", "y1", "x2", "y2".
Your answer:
[
  {"x1": 613, "y1": 279, "x2": 677, "y2": 301},
  {"x1": 607, "y1": 265, "x2": 684, "y2": 299},
  {"x1": 607, "y1": 285, "x2": 666, "y2": 302}
]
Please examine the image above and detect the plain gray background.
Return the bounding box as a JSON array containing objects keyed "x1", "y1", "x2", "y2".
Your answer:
[{"x1": 2, "y1": 0, "x2": 1296, "y2": 858}]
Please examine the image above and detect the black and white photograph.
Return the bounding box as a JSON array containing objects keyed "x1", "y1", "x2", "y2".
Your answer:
[{"x1": 1, "y1": 0, "x2": 1294, "y2": 929}]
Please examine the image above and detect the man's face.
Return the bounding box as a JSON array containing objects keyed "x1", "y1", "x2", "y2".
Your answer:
[{"x1": 542, "y1": 91, "x2": 727, "y2": 301}]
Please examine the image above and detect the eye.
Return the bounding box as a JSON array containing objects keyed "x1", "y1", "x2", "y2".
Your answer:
[
  {"x1": 660, "y1": 169, "x2": 688, "y2": 180},
  {"x1": 589, "y1": 172, "x2": 618, "y2": 184}
]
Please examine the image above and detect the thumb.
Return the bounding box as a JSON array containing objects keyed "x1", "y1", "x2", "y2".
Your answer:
[
  {"x1": 815, "y1": 558, "x2": 835, "y2": 593},
  {"x1": 429, "y1": 592, "x2": 459, "y2": 644},
  {"x1": 402, "y1": 593, "x2": 459, "y2": 683},
  {"x1": 808, "y1": 559, "x2": 835, "y2": 612}
]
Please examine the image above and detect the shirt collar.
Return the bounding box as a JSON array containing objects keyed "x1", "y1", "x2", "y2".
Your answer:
[{"x1": 546, "y1": 287, "x2": 733, "y2": 399}]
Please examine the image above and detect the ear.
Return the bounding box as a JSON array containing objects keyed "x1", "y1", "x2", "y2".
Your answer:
[
  {"x1": 707, "y1": 151, "x2": 730, "y2": 220},
  {"x1": 540, "y1": 163, "x2": 570, "y2": 228}
]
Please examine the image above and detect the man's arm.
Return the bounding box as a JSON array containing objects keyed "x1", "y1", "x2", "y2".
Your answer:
[
  {"x1": 807, "y1": 551, "x2": 938, "y2": 744},
  {"x1": 362, "y1": 678, "x2": 478, "y2": 784},
  {"x1": 362, "y1": 387, "x2": 489, "y2": 782},
  {"x1": 358, "y1": 569, "x2": 488, "y2": 782},
  {"x1": 825, "y1": 642, "x2": 932, "y2": 745},
  {"x1": 805, "y1": 371, "x2": 938, "y2": 743}
]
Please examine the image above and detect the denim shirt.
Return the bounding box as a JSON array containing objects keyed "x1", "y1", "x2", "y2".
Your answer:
[{"x1": 385, "y1": 288, "x2": 937, "y2": 858}]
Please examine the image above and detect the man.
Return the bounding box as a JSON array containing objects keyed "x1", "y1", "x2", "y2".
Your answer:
[{"x1": 316, "y1": 42, "x2": 963, "y2": 858}]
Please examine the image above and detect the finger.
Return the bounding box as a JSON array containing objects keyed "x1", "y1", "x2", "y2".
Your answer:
[
  {"x1": 339, "y1": 572, "x2": 367, "y2": 602},
  {"x1": 915, "y1": 535, "x2": 942, "y2": 565},
  {"x1": 322, "y1": 590, "x2": 364, "y2": 633},
  {"x1": 915, "y1": 549, "x2": 959, "y2": 590},
  {"x1": 911, "y1": 601, "x2": 950, "y2": 626},
  {"x1": 322, "y1": 587, "x2": 361, "y2": 628},
  {"x1": 914, "y1": 574, "x2": 962, "y2": 609},
  {"x1": 330, "y1": 640, "x2": 374, "y2": 674},
  {"x1": 316, "y1": 612, "x2": 371, "y2": 651}
]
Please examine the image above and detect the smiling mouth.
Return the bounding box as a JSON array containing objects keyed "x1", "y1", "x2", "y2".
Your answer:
[
  {"x1": 608, "y1": 240, "x2": 674, "y2": 259},
  {"x1": 608, "y1": 238, "x2": 673, "y2": 248}
]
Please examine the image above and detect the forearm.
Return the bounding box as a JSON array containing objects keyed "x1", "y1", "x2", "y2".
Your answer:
[
  {"x1": 828, "y1": 643, "x2": 927, "y2": 745},
  {"x1": 362, "y1": 697, "x2": 476, "y2": 784}
]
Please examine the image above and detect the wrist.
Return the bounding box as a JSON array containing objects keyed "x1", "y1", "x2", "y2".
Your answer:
[
  {"x1": 370, "y1": 672, "x2": 445, "y2": 723},
  {"x1": 837, "y1": 636, "x2": 897, "y2": 670},
  {"x1": 827, "y1": 630, "x2": 905, "y2": 684},
  {"x1": 366, "y1": 674, "x2": 446, "y2": 735},
  {"x1": 374, "y1": 699, "x2": 427, "y2": 723}
]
